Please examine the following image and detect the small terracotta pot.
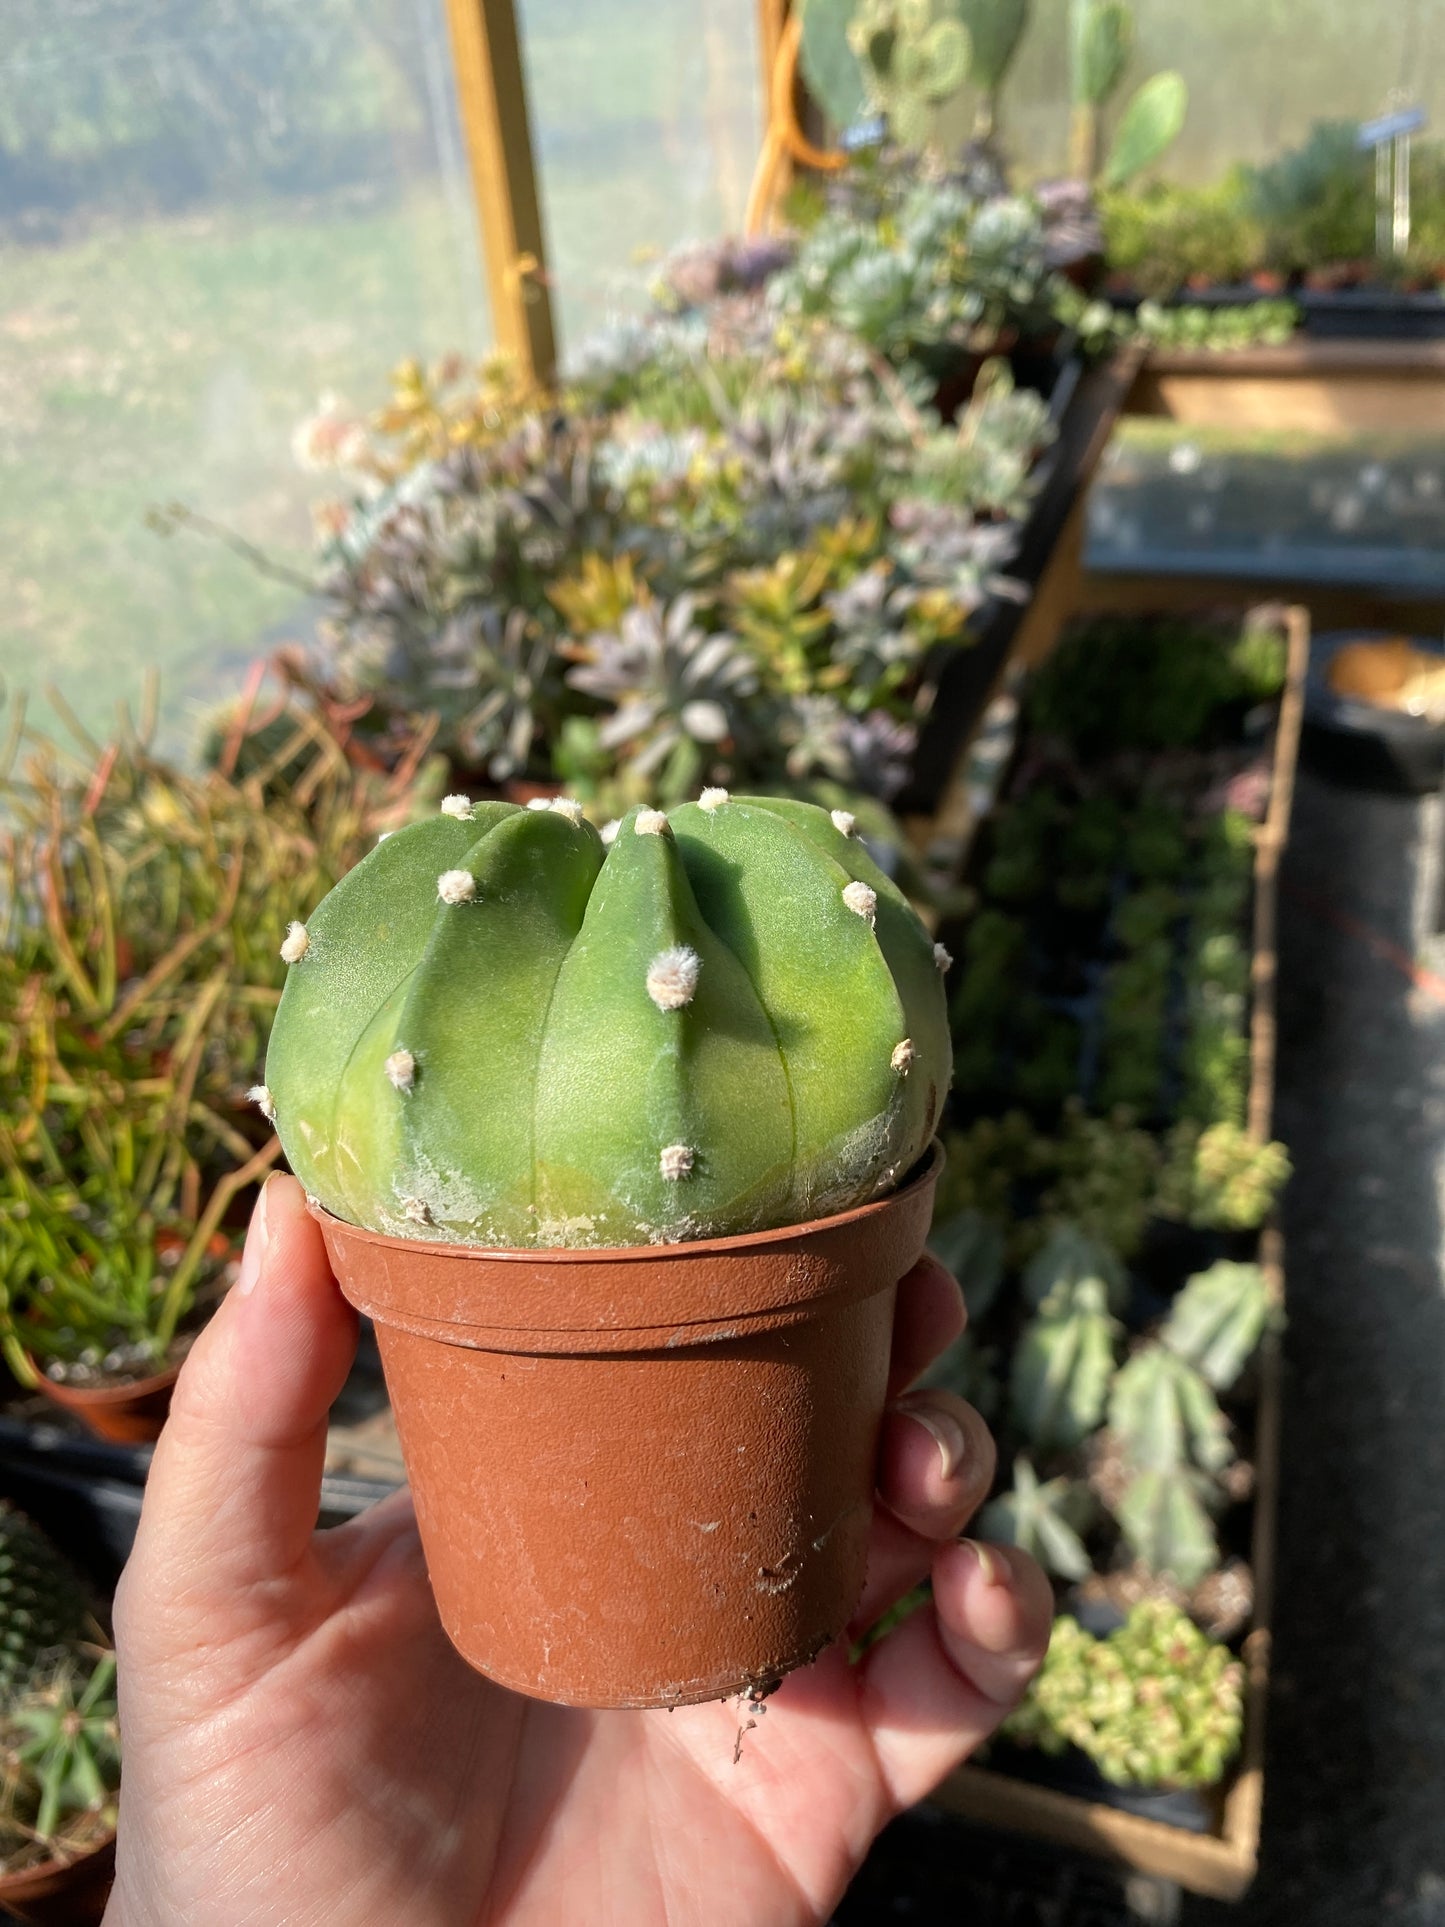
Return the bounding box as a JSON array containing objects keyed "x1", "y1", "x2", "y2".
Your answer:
[
  {"x1": 0, "y1": 1833, "x2": 115, "y2": 1925},
  {"x1": 311, "y1": 1143, "x2": 942, "y2": 1709},
  {"x1": 29, "y1": 1363, "x2": 179, "y2": 1444}
]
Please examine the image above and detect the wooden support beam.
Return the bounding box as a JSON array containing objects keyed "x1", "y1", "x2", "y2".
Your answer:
[
  {"x1": 444, "y1": 0, "x2": 557, "y2": 382},
  {"x1": 1126, "y1": 341, "x2": 1445, "y2": 434}
]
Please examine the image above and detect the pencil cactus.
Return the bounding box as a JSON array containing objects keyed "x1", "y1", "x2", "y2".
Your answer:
[{"x1": 262, "y1": 793, "x2": 950, "y2": 1247}]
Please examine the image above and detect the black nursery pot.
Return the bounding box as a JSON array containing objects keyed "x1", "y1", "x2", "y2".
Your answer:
[{"x1": 986, "y1": 1739, "x2": 1220, "y2": 1835}]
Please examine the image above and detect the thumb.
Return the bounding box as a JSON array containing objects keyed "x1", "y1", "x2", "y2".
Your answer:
[{"x1": 124, "y1": 1175, "x2": 358, "y2": 1626}]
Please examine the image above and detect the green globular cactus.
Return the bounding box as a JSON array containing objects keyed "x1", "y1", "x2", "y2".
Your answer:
[
  {"x1": 1002, "y1": 1602, "x2": 1246, "y2": 1789},
  {"x1": 1010, "y1": 1268, "x2": 1121, "y2": 1454},
  {"x1": 0, "y1": 1505, "x2": 92, "y2": 1715},
  {"x1": 1160, "y1": 1260, "x2": 1276, "y2": 1392},
  {"x1": 261, "y1": 793, "x2": 951, "y2": 1248},
  {"x1": 848, "y1": 0, "x2": 972, "y2": 151},
  {"x1": 980, "y1": 1455, "x2": 1094, "y2": 1581}
]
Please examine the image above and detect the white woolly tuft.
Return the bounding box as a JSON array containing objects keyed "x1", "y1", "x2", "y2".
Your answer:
[
  {"x1": 526, "y1": 797, "x2": 552, "y2": 811},
  {"x1": 933, "y1": 942, "x2": 953, "y2": 973},
  {"x1": 659, "y1": 1144, "x2": 695, "y2": 1181},
  {"x1": 830, "y1": 809, "x2": 857, "y2": 838},
  {"x1": 279, "y1": 920, "x2": 310, "y2": 964},
  {"x1": 891, "y1": 1038, "x2": 915, "y2": 1075},
  {"x1": 635, "y1": 809, "x2": 669, "y2": 837},
  {"x1": 600, "y1": 819, "x2": 621, "y2": 845},
  {"x1": 437, "y1": 868, "x2": 477, "y2": 905},
  {"x1": 247, "y1": 1084, "x2": 277, "y2": 1123},
  {"x1": 441, "y1": 794, "x2": 474, "y2": 819},
  {"x1": 401, "y1": 1196, "x2": 433, "y2": 1226},
  {"x1": 377, "y1": 830, "x2": 393, "y2": 843},
  {"x1": 647, "y1": 945, "x2": 701, "y2": 1011},
  {"x1": 549, "y1": 796, "x2": 585, "y2": 825},
  {"x1": 385, "y1": 1048, "x2": 416, "y2": 1093},
  {"x1": 842, "y1": 880, "x2": 877, "y2": 925},
  {"x1": 698, "y1": 787, "x2": 729, "y2": 812}
]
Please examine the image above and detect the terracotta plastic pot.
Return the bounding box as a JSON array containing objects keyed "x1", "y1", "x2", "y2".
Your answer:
[
  {"x1": 29, "y1": 1363, "x2": 178, "y2": 1444},
  {"x1": 311, "y1": 1142, "x2": 942, "y2": 1709},
  {"x1": 0, "y1": 1833, "x2": 115, "y2": 1925}
]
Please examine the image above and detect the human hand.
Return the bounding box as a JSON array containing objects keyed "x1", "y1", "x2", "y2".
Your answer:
[{"x1": 105, "y1": 1174, "x2": 1050, "y2": 1927}]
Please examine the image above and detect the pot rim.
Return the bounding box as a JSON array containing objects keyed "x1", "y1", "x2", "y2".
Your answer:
[
  {"x1": 308, "y1": 1141, "x2": 944, "y2": 1353},
  {"x1": 28, "y1": 1359, "x2": 180, "y2": 1407},
  {"x1": 307, "y1": 1138, "x2": 943, "y2": 1266}
]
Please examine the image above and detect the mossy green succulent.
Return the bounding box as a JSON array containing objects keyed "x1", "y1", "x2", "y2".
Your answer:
[{"x1": 262, "y1": 792, "x2": 950, "y2": 1248}]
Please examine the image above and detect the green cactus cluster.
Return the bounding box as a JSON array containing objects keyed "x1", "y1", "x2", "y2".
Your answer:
[
  {"x1": 1002, "y1": 1601, "x2": 1245, "y2": 1789},
  {"x1": 262, "y1": 793, "x2": 950, "y2": 1249},
  {"x1": 980, "y1": 1455, "x2": 1094, "y2": 1581},
  {"x1": 0, "y1": 1504, "x2": 92, "y2": 1715},
  {"x1": 1010, "y1": 1230, "x2": 1123, "y2": 1453}
]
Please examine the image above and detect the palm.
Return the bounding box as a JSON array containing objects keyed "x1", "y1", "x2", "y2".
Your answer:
[{"x1": 108, "y1": 1179, "x2": 1049, "y2": 1927}]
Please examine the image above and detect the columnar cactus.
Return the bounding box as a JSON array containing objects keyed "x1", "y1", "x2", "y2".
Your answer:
[{"x1": 261, "y1": 794, "x2": 950, "y2": 1248}]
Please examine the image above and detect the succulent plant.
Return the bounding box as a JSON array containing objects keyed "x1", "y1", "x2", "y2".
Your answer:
[
  {"x1": 1101, "y1": 71, "x2": 1189, "y2": 191},
  {"x1": 1022, "y1": 1222, "x2": 1127, "y2": 1316},
  {"x1": 1156, "y1": 1123, "x2": 1291, "y2": 1233},
  {"x1": 0, "y1": 1507, "x2": 92, "y2": 1715},
  {"x1": 566, "y1": 596, "x2": 762, "y2": 803},
  {"x1": 1112, "y1": 1465, "x2": 1219, "y2": 1587},
  {"x1": 263, "y1": 794, "x2": 951, "y2": 1247},
  {"x1": 957, "y1": 0, "x2": 1029, "y2": 140},
  {"x1": 980, "y1": 1455, "x2": 1094, "y2": 1581},
  {"x1": 927, "y1": 1206, "x2": 1006, "y2": 1322},
  {"x1": 1010, "y1": 1267, "x2": 1121, "y2": 1454},
  {"x1": 1159, "y1": 1260, "x2": 1276, "y2": 1391},
  {"x1": 848, "y1": 0, "x2": 972, "y2": 151},
  {"x1": 5, "y1": 1652, "x2": 120, "y2": 1843},
  {"x1": 1068, "y1": 0, "x2": 1132, "y2": 177},
  {"x1": 1002, "y1": 1601, "x2": 1245, "y2": 1790},
  {"x1": 1037, "y1": 1103, "x2": 1160, "y2": 1260},
  {"x1": 1109, "y1": 1342, "x2": 1234, "y2": 1478}
]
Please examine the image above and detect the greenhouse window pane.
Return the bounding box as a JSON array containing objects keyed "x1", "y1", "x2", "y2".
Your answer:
[
  {"x1": 515, "y1": 0, "x2": 763, "y2": 356},
  {"x1": 0, "y1": 0, "x2": 491, "y2": 755}
]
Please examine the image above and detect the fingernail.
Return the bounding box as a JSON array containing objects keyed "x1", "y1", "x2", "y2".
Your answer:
[
  {"x1": 893, "y1": 1397, "x2": 966, "y2": 1481},
  {"x1": 236, "y1": 1175, "x2": 275, "y2": 1297},
  {"x1": 962, "y1": 1539, "x2": 1008, "y2": 1588}
]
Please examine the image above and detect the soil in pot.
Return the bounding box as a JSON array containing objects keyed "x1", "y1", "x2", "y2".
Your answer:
[{"x1": 310, "y1": 1143, "x2": 942, "y2": 1710}]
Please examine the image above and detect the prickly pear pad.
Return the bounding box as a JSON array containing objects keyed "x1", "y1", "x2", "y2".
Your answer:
[{"x1": 264, "y1": 793, "x2": 951, "y2": 1247}]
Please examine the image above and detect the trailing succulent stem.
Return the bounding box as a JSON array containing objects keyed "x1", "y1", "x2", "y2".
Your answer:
[{"x1": 265, "y1": 794, "x2": 950, "y2": 1247}]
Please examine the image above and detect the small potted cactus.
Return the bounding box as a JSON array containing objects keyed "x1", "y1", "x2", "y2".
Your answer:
[{"x1": 259, "y1": 790, "x2": 950, "y2": 1707}]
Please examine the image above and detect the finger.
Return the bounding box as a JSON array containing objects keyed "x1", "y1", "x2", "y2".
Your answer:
[
  {"x1": 850, "y1": 1392, "x2": 996, "y2": 1634},
  {"x1": 856, "y1": 1538, "x2": 1054, "y2": 1812},
  {"x1": 886, "y1": 1255, "x2": 966, "y2": 1399},
  {"x1": 127, "y1": 1175, "x2": 358, "y2": 1614}
]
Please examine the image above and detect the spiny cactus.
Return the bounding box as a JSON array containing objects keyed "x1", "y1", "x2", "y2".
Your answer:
[
  {"x1": 1010, "y1": 1269, "x2": 1121, "y2": 1453},
  {"x1": 1068, "y1": 0, "x2": 1131, "y2": 177},
  {"x1": 0, "y1": 1505, "x2": 92, "y2": 1715},
  {"x1": 263, "y1": 794, "x2": 950, "y2": 1248},
  {"x1": 1160, "y1": 1261, "x2": 1276, "y2": 1392},
  {"x1": 6, "y1": 1651, "x2": 120, "y2": 1842},
  {"x1": 848, "y1": 0, "x2": 972, "y2": 151},
  {"x1": 1003, "y1": 1601, "x2": 1245, "y2": 1789},
  {"x1": 980, "y1": 1455, "x2": 1094, "y2": 1581}
]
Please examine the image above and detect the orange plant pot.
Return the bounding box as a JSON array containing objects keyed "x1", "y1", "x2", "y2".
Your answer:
[{"x1": 310, "y1": 1143, "x2": 942, "y2": 1709}]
